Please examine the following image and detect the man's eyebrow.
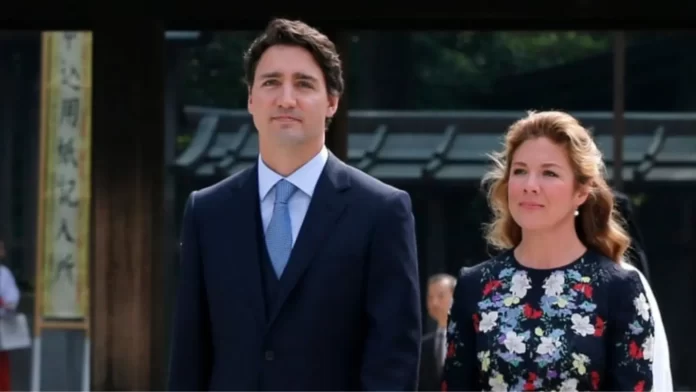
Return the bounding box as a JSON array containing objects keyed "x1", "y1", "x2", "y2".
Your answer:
[{"x1": 258, "y1": 72, "x2": 320, "y2": 82}]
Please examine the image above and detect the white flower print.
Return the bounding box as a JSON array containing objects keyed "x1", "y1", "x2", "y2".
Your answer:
[
  {"x1": 642, "y1": 335, "x2": 655, "y2": 361},
  {"x1": 489, "y1": 372, "x2": 508, "y2": 392},
  {"x1": 571, "y1": 313, "x2": 595, "y2": 336},
  {"x1": 572, "y1": 353, "x2": 590, "y2": 375},
  {"x1": 510, "y1": 271, "x2": 532, "y2": 298},
  {"x1": 447, "y1": 320, "x2": 457, "y2": 335},
  {"x1": 503, "y1": 331, "x2": 526, "y2": 354},
  {"x1": 634, "y1": 293, "x2": 651, "y2": 321},
  {"x1": 477, "y1": 350, "x2": 491, "y2": 371},
  {"x1": 480, "y1": 311, "x2": 499, "y2": 333},
  {"x1": 559, "y1": 378, "x2": 579, "y2": 392},
  {"x1": 536, "y1": 336, "x2": 560, "y2": 356},
  {"x1": 543, "y1": 271, "x2": 565, "y2": 297}
]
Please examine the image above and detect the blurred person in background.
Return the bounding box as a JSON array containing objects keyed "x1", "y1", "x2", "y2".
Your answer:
[
  {"x1": 419, "y1": 273, "x2": 456, "y2": 391},
  {"x1": 0, "y1": 240, "x2": 20, "y2": 392},
  {"x1": 442, "y1": 111, "x2": 670, "y2": 391}
]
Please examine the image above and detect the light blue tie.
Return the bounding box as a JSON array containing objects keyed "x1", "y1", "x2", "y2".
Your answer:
[{"x1": 265, "y1": 179, "x2": 298, "y2": 278}]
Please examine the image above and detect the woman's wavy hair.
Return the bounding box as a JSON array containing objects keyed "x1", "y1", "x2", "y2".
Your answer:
[{"x1": 482, "y1": 110, "x2": 631, "y2": 263}]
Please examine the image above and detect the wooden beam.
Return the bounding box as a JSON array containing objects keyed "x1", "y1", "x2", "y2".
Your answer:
[{"x1": 91, "y1": 25, "x2": 165, "y2": 390}]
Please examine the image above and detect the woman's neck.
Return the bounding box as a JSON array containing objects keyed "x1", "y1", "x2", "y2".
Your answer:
[{"x1": 514, "y1": 220, "x2": 587, "y2": 269}]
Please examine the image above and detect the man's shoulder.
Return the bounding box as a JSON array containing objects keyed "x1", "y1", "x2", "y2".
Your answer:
[
  {"x1": 456, "y1": 253, "x2": 510, "y2": 286},
  {"x1": 190, "y1": 166, "x2": 254, "y2": 206},
  {"x1": 340, "y1": 161, "x2": 407, "y2": 201}
]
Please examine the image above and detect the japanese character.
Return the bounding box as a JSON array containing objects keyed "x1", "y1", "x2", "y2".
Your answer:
[
  {"x1": 57, "y1": 137, "x2": 78, "y2": 168},
  {"x1": 61, "y1": 97, "x2": 80, "y2": 128},
  {"x1": 53, "y1": 253, "x2": 75, "y2": 284},
  {"x1": 56, "y1": 175, "x2": 79, "y2": 208},
  {"x1": 56, "y1": 217, "x2": 75, "y2": 243},
  {"x1": 61, "y1": 59, "x2": 81, "y2": 91}
]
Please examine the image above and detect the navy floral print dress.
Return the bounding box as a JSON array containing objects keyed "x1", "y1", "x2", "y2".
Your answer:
[{"x1": 442, "y1": 249, "x2": 655, "y2": 392}]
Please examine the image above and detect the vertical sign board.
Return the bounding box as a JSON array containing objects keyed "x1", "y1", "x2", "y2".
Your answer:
[{"x1": 32, "y1": 31, "x2": 92, "y2": 392}]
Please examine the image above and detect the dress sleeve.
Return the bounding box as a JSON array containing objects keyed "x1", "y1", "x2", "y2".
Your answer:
[
  {"x1": 606, "y1": 268, "x2": 655, "y2": 391},
  {"x1": 629, "y1": 264, "x2": 673, "y2": 391},
  {"x1": 441, "y1": 268, "x2": 480, "y2": 391}
]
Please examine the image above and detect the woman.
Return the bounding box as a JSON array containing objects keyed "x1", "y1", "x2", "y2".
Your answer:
[{"x1": 442, "y1": 111, "x2": 662, "y2": 391}]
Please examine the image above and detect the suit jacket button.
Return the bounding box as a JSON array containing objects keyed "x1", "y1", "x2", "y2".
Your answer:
[{"x1": 265, "y1": 350, "x2": 274, "y2": 360}]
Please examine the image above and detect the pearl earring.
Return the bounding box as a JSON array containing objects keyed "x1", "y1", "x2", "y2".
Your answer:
[{"x1": 574, "y1": 210, "x2": 579, "y2": 217}]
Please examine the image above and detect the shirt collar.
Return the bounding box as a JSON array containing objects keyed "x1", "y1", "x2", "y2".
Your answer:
[{"x1": 258, "y1": 146, "x2": 329, "y2": 201}]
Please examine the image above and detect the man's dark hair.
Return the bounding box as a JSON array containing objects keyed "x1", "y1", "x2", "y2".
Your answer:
[{"x1": 243, "y1": 18, "x2": 345, "y2": 98}]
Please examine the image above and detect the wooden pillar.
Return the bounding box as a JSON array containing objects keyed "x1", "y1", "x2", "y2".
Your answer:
[
  {"x1": 91, "y1": 25, "x2": 165, "y2": 390},
  {"x1": 612, "y1": 31, "x2": 626, "y2": 191},
  {"x1": 325, "y1": 30, "x2": 349, "y2": 161},
  {"x1": 155, "y1": 39, "x2": 183, "y2": 391}
]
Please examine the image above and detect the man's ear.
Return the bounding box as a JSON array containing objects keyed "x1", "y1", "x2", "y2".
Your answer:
[
  {"x1": 326, "y1": 94, "x2": 339, "y2": 118},
  {"x1": 247, "y1": 87, "x2": 253, "y2": 113}
]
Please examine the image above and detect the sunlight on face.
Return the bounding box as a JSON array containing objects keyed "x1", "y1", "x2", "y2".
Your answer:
[
  {"x1": 247, "y1": 45, "x2": 338, "y2": 146},
  {"x1": 507, "y1": 137, "x2": 588, "y2": 232}
]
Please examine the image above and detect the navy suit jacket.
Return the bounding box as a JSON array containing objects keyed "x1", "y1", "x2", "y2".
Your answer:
[
  {"x1": 417, "y1": 331, "x2": 442, "y2": 391},
  {"x1": 168, "y1": 153, "x2": 422, "y2": 391}
]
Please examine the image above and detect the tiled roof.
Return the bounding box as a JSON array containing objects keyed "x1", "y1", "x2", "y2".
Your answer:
[{"x1": 173, "y1": 106, "x2": 696, "y2": 183}]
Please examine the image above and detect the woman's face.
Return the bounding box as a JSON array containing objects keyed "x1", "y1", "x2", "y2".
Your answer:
[{"x1": 507, "y1": 137, "x2": 589, "y2": 232}]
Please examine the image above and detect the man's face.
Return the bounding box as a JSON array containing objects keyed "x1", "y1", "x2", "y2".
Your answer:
[
  {"x1": 426, "y1": 280, "x2": 454, "y2": 324},
  {"x1": 248, "y1": 44, "x2": 339, "y2": 147}
]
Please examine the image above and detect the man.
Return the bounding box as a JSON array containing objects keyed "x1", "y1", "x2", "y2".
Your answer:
[
  {"x1": 168, "y1": 19, "x2": 422, "y2": 391},
  {"x1": 418, "y1": 274, "x2": 456, "y2": 391}
]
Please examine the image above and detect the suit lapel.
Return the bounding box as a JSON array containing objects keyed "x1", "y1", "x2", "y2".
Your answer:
[
  {"x1": 268, "y1": 154, "x2": 351, "y2": 326},
  {"x1": 227, "y1": 165, "x2": 266, "y2": 327}
]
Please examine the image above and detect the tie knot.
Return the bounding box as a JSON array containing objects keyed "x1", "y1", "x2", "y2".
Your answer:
[{"x1": 274, "y1": 179, "x2": 297, "y2": 204}]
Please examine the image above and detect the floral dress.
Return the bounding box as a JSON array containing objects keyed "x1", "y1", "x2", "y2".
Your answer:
[{"x1": 442, "y1": 249, "x2": 655, "y2": 392}]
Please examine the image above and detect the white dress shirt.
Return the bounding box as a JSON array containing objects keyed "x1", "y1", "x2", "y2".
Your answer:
[
  {"x1": 435, "y1": 326, "x2": 447, "y2": 368},
  {"x1": 257, "y1": 146, "x2": 329, "y2": 245}
]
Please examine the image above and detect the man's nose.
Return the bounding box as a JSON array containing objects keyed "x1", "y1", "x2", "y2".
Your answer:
[{"x1": 277, "y1": 84, "x2": 297, "y2": 108}]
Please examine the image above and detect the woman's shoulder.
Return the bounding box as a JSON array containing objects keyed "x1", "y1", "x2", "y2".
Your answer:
[
  {"x1": 585, "y1": 250, "x2": 647, "y2": 300},
  {"x1": 457, "y1": 251, "x2": 514, "y2": 284}
]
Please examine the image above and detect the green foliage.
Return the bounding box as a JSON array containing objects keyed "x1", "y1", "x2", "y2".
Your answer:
[
  {"x1": 405, "y1": 31, "x2": 611, "y2": 108},
  {"x1": 179, "y1": 31, "x2": 613, "y2": 110},
  {"x1": 180, "y1": 31, "x2": 259, "y2": 108}
]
